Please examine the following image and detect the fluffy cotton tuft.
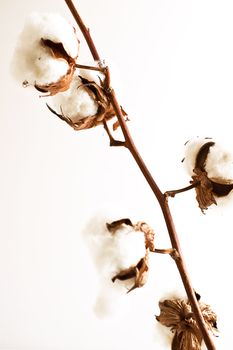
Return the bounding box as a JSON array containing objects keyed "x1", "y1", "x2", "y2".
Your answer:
[
  {"x1": 11, "y1": 12, "x2": 79, "y2": 86},
  {"x1": 50, "y1": 72, "x2": 99, "y2": 121},
  {"x1": 205, "y1": 143, "x2": 233, "y2": 181},
  {"x1": 82, "y1": 213, "x2": 147, "y2": 317}
]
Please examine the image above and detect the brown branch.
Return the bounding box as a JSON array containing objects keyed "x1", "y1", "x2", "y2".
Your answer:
[
  {"x1": 75, "y1": 63, "x2": 105, "y2": 72},
  {"x1": 64, "y1": 1, "x2": 216, "y2": 349},
  {"x1": 165, "y1": 181, "x2": 200, "y2": 198},
  {"x1": 103, "y1": 120, "x2": 126, "y2": 147}
]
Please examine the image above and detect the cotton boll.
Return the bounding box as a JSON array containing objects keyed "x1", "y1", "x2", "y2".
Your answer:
[
  {"x1": 50, "y1": 73, "x2": 99, "y2": 122},
  {"x1": 183, "y1": 136, "x2": 213, "y2": 176},
  {"x1": 83, "y1": 214, "x2": 145, "y2": 279},
  {"x1": 12, "y1": 12, "x2": 79, "y2": 86},
  {"x1": 83, "y1": 213, "x2": 147, "y2": 318}
]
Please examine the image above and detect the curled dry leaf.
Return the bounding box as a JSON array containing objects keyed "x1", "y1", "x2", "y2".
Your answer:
[
  {"x1": 135, "y1": 221, "x2": 155, "y2": 252},
  {"x1": 106, "y1": 218, "x2": 154, "y2": 293},
  {"x1": 47, "y1": 75, "x2": 127, "y2": 130},
  {"x1": 191, "y1": 141, "x2": 233, "y2": 212},
  {"x1": 35, "y1": 37, "x2": 78, "y2": 96},
  {"x1": 112, "y1": 249, "x2": 150, "y2": 293},
  {"x1": 156, "y1": 297, "x2": 218, "y2": 350}
]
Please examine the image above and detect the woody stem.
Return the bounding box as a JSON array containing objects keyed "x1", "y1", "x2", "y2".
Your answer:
[{"x1": 64, "y1": 1, "x2": 216, "y2": 349}]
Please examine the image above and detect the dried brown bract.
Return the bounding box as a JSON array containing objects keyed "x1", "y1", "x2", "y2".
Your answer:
[
  {"x1": 135, "y1": 221, "x2": 155, "y2": 252},
  {"x1": 35, "y1": 37, "x2": 79, "y2": 96},
  {"x1": 156, "y1": 297, "x2": 218, "y2": 350},
  {"x1": 191, "y1": 142, "x2": 233, "y2": 212},
  {"x1": 112, "y1": 249, "x2": 150, "y2": 293}
]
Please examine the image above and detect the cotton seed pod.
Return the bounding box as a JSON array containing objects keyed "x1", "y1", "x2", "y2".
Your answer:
[
  {"x1": 47, "y1": 74, "x2": 127, "y2": 130},
  {"x1": 84, "y1": 216, "x2": 155, "y2": 293},
  {"x1": 12, "y1": 12, "x2": 80, "y2": 95},
  {"x1": 156, "y1": 296, "x2": 218, "y2": 350},
  {"x1": 183, "y1": 137, "x2": 233, "y2": 212}
]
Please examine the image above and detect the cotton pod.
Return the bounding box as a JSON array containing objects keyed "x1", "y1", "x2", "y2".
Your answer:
[
  {"x1": 11, "y1": 12, "x2": 79, "y2": 95},
  {"x1": 47, "y1": 65, "x2": 126, "y2": 131},
  {"x1": 83, "y1": 214, "x2": 155, "y2": 295},
  {"x1": 156, "y1": 295, "x2": 218, "y2": 350},
  {"x1": 183, "y1": 137, "x2": 233, "y2": 212}
]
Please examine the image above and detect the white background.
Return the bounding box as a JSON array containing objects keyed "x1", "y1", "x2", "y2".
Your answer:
[{"x1": 1, "y1": 0, "x2": 233, "y2": 349}]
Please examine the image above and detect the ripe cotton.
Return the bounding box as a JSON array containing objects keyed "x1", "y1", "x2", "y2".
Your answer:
[{"x1": 11, "y1": 12, "x2": 79, "y2": 87}]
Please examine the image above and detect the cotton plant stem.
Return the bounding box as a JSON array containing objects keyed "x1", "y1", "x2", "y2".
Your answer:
[
  {"x1": 64, "y1": 1, "x2": 216, "y2": 349},
  {"x1": 165, "y1": 181, "x2": 200, "y2": 197}
]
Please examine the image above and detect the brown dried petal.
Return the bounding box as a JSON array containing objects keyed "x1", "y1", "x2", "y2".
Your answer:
[
  {"x1": 106, "y1": 218, "x2": 133, "y2": 234},
  {"x1": 192, "y1": 169, "x2": 217, "y2": 212},
  {"x1": 199, "y1": 303, "x2": 218, "y2": 334},
  {"x1": 135, "y1": 221, "x2": 155, "y2": 251},
  {"x1": 41, "y1": 38, "x2": 77, "y2": 63},
  {"x1": 156, "y1": 299, "x2": 192, "y2": 330},
  {"x1": 112, "y1": 249, "x2": 150, "y2": 293},
  {"x1": 157, "y1": 298, "x2": 217, "y2": 350},
  {"x1": 34, "y1": 38, "x2": 78, "y2": 96},
  {"x1": 211, "y1": 179, "x2": 233, "y2": 197},
  {"x1": 195, "y1": 141, "x2": 215, "y2": 171},
  {"x1": 172, "y1": 330, "x2": 202, "y2": 350}
]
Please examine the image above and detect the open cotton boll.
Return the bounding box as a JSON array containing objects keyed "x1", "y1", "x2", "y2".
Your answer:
[
  {"x1": 12, "y1": 12, "x2": 79, "y2": 86},
  {"x1": 83, "y1": 214, "x2": 146, "y2": 280},
  {"x1": 183, "y1": 136, "x2": 214, "y2": 175},
  {"x1": 205, "y1": 143, "x2": 233, "y2": 181},
  {"x1": 50, "y1": 73, "x2": 99, "y2": 122}
]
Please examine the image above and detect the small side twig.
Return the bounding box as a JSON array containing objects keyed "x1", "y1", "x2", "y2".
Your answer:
[
  {"x1": 153, "y1": 247, "x2": 180, "y2": 260},
  {"x1": 103, "y1": 120, "x2": 127, "y2": 147},
  {"x1": 75, "y1": 63, "x2": 105, "y2": 72},
  {"x1": 165, "y1": 181, "x2": 200, "y2": 198}
]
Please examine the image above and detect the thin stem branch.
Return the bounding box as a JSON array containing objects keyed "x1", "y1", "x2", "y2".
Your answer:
[
  {"x1": 103, "y1": 120, "x2": 126, "y2": 147},
  {"x1": 165, "y1": 181, "x2": 200, "y2": 198},
  {"x1": 64, "y1": 1, "x2": 216, "y2": 349},
  {"x1": 75, "y1": 63, "x2": 105, "y2": 72}
]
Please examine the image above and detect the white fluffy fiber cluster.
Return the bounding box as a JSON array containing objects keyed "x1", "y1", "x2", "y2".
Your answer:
[
  {"x1": 183, "y1": 136, "x2": 233, "y2": 181},
  {"x1": 50, "y1": 70, "x2": 101, "y2": 122},
  {"x1": 82, "y1": 213, "x2": 146, "y2": 318},
  {"x1": 12, "y1": 12, "x2": 79, "y2": 86},
  {"x1": 83, "y1": 214, "x2": 145, "y2": 280}
]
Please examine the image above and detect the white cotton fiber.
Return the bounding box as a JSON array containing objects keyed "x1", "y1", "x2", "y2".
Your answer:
[
  {"x1": 205, "y1": 143, "x2": 233, "y2": 181},
  {"x1": 11, "y1": 12, "x2": 79, "y2": 86},
  {"x1": 82, "y1": 212, "x2": 146, "y2": 318},
  {"x1": 50, "y1": 72, "x2": 98, "y2": 121}
]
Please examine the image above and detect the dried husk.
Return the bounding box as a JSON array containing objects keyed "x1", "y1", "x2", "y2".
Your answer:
[
  {"x1": 135, "y1": 221, "x2": 155, "y2": 252},
  {"x1": 156, "y1": 298, "x2": 217, "y2": 350},
  {"x1": 34, "y1": 37, "x2": 79, "y2": 96}
]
